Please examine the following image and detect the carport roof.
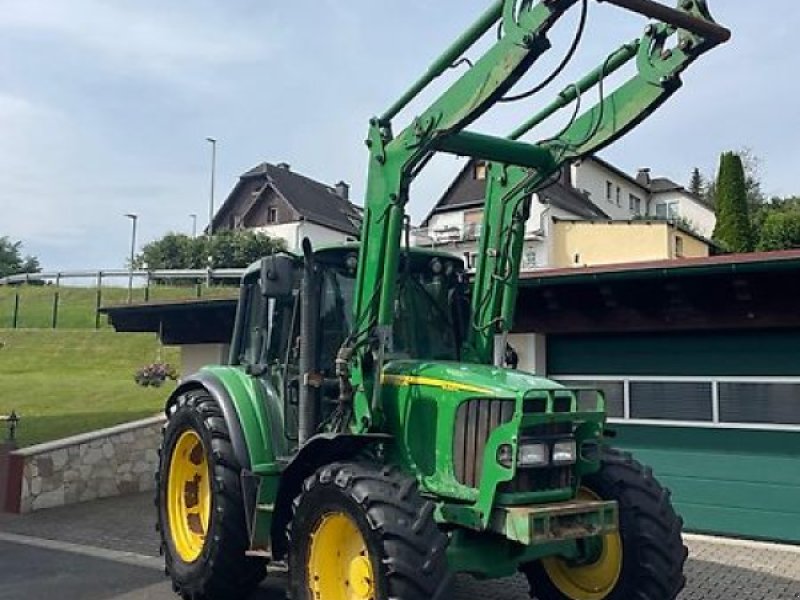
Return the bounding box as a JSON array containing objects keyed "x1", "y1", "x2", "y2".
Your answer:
[
  {"x1": 520, "y1": 249, "x2": 800, "y2": 287},
  {"x1": 100, "y1": 298, "x2": 237, "y2": 345},
  {"x1": 515, "y1": 250, "x2": 800, "y2": 335}
]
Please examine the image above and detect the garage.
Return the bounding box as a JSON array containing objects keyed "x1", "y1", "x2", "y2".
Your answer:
[{"x1": 516, "y1": 251, "x2": 800, "y2": 543}]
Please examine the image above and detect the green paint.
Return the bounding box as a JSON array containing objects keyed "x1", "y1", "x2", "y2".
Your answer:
[
  {"x1": 199, "y1": 365, "x2": 283, "y2": 473},
  {"x1": 548, "y1": 330, "x2": 800, "y2": 376}
]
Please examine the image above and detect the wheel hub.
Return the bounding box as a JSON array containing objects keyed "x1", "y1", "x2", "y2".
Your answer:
[
  {"x1": 309, "y1": 512, "x2": 375, "y2": 600},
  {"x1": 166, "y1": 430, "x2": 211, "y2": 563},
  {"x1": 541, "y1": 488, "x2": 623, "y2": 600}
]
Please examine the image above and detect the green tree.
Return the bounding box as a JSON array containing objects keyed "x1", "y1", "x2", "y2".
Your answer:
[
  {"x1": 712, "y1": 152, "x2": 754, "y2": 253},
  {"x1": 757, "y1": 210, "x2": 800, "y2": 251},
  {"x1": 704, "y1": 148, "x2": 765, "y2": 209},
  {"x1": 0, "y1": 237, "x2": 41, "y2": 278},
  {"x1": 689, "y1": 167, "x2": 704, "y2": 196},
  {"x1": 134, "y1": 233, "x2": 195, "y2": 270},
  {"x1": 135, "y1": 230, "x2": 285, "y2": 271}
]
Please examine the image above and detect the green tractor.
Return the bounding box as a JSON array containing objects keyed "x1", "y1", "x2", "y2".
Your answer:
[{"x1": 156, "y1": 1, "x2": 729, "y2": 598}]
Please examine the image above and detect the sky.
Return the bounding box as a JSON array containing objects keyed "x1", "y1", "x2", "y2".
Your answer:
[{"x1": 0, "y1": 1, "x2": 797, "y2": 271}]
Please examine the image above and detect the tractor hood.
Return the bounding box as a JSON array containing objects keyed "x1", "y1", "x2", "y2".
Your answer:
[{"x1": 382, "y1": 360, "x2": 563, "y2": 398}]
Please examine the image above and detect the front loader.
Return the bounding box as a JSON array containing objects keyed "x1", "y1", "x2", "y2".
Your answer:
[{"x1": 156, "y1": 2, "x2": 729, "y2": 599}]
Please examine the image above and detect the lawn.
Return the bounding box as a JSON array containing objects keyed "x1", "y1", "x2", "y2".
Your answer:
[
  {"x1": 0, "y1": 284, "x2": 237, "y2": 329},
  {"x1": 0, "y1": 329, "x2": 181, "y2": 447}
]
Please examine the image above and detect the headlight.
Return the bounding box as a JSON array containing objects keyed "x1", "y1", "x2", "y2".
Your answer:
[
  {"x1": 518, "y1": 443, "x2": 548, "y2": 468},
  {"x1": 552, "y1": 440, "x2": 577, "y2": 465}
]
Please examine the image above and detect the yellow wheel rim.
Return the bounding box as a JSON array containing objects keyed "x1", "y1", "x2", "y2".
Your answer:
[
  {"x1": 308, "y1": 512, "x2": 375, "y2": 600},
  {"x1": 542, "y1": 489, "x2": 623, "y2": 600},
  {"x1": 167, "y1": 430, "x2": 211, "y2": 563}
]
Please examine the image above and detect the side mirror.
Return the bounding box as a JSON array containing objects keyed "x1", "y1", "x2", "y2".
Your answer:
[{"x1": 260, "y1": 254, "x2": 296, "y2": 297}]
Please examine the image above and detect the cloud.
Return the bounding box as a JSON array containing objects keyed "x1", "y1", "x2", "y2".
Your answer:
[{"x1": 0, "y1": 0, "x2": 281, "y2": 77}]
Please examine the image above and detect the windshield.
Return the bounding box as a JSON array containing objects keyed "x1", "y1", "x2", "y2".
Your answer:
[{"x1": 318, "y1": 254, "x2": 463, "y2": 369}]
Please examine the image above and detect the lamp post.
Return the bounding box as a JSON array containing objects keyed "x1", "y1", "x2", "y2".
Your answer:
[
  {"x1": 189, "y1": 213, "x2": 197, "y2": 239},
  {"x1": 124, "y1": 213, "x2": 138, "y2": 304},
  {"x1": 205, "y1": 137, "x2": 217, "y2": 286},
  {"x1": 206, "y1": 137, "x2": 217, "y2": 236}
]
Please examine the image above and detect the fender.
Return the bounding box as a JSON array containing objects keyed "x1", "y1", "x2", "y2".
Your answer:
[{"x1": 166, "y1": 367, "x2": 280, "y2": 473}]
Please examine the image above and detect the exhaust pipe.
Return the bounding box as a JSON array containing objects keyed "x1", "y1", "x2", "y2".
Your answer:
[{"x1": 298, "y1": 238, "x2": 319, "y2": 446}]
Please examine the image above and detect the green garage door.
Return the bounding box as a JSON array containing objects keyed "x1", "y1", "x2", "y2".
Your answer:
[{"x1": 548, "y1": 330, "x2": 800, "y2": 544}]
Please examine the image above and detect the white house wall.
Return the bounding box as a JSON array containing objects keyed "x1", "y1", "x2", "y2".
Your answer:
[
  {"x1": 571, "y1": 161, "x2": 646, "y2": 219},
  {"x1": 254, "y1": 221, "x2": 354, "y2": 252},
  {"x1": 297, "y1": 221, "x2": 356, "y2": 249},
  {"x1": 653, "y1": 190, "x2": 716, "y2": 238}
]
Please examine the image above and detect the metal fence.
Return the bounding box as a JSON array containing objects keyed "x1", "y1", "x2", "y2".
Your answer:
[{"x1": 0, "y1": 269, "x2": 245, "y2": 330}]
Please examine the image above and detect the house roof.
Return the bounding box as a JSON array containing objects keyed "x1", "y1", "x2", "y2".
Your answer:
[
  {"x1": 649, "y1": 176, "x2": 715, "y2": 210},
  {"x1": 422, "y1": 161, "x2": 608, "y2": 225},
  {"x1": 215, "y1": 163, "x2": 362, "y2": 236}
]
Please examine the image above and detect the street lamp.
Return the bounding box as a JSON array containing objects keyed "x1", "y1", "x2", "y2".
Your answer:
[
  {"x1": 189, "y1": 213, "x2": 197, "y2": 239},
  {"x1": 206, "y1": 137, "x2": 217, "y2": 236},
  {"x1": 205, "y1": 137, "x2": 217, "y2": 287},
  {"x1": 124, "y1": 213, "x2": 138, "y2": 304}
]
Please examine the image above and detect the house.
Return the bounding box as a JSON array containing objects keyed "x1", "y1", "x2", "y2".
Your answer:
[
  {"x1": 551, "y1": 219, "x2": 712, "y2": 268},
  {"x1": 572, "y1": 156, "x2": 716, "y2": 238},
  {"x1": 212, "y1": 162, "x2": 362, "y2": 250},
  {"x1": 414, "y1": 156, "x2": 717, "y2": 271},
  {"x1": 413, "y1": 160, "x2": 608, "y2": 271}
]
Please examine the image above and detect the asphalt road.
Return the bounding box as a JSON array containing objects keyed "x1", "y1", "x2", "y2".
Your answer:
[{"x1": 1, "y1": 493, "x2": 799, "y2": 600}]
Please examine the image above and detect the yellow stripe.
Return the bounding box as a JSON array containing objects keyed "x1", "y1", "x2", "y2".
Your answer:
[{"x1": 381, "y1": 374, "x2": 492, "y2": 395}]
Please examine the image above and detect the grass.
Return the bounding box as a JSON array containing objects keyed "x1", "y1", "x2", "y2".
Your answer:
[
  {"x1": 0, "y1": 329, "x2": 181, "y2": 447},
  {"x1": 0, "y1": 284, "x2": 237, "y2": 329}
]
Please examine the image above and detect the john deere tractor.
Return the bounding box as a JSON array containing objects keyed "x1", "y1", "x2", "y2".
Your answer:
[{"x1": 156, "y1": 1, "x2": 729, "y2": 598}]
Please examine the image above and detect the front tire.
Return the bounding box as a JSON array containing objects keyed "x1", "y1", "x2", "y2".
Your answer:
[
  {"x1": 287, "y1": 462, "x2": 451, "y2": 600},
  {"x1": 156, "y1": 390, "x2": 267, "y2": 599},
  {"x1": 524, "y1": 448, "x2": 687, "y2": 600}
]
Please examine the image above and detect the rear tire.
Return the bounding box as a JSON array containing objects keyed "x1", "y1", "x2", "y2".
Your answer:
[
  {"x1": 524, "y1": 448, "x2": 687, "y2": 600},
  {"x1": 287, "y1": 462, "x2": 451, "y2": 600},
  {"x1": 156, "y1": 390, "x2": 267, "y2": 600}
]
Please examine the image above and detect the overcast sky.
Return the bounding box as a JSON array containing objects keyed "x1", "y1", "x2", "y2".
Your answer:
[{"x1": 1, "y1": 1, "x2": 796, "y2": 271}]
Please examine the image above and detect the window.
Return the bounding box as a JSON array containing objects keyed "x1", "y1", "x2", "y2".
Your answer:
[
  {"x1": 464, "y1": 210, "x2": 483, "y2": 240},
  {"x1": 675, "y1": 236, "x2": 684, "y2": 258},
  {"x1": 616, "y1": 186, "x2": 621, "y2": 206},
  {"x1": 556, "y1": 377, "x2": 800, "y2": 429},
  {"x1": 719, "y1": 383, "x2": 800, "y2": 426},
  {"x1": 629, "y1": 194, "x2": 642, "y2": 215},
  {"x1": 655, "y1": 202, "x2": 679, "y2": 220},
  {"x1": 606, "y1": 181, "x2": 613, "y2": 201},
  {"x1": 474, "y1": 162, "x2": 488, "y2": 180},
  {"x1": 557, "y1": 380, "x2": 625, "y2": 418},
  {"x1": 463, "y1": 252, "x2": 479, "y2": 270},
  {"x1": 522, "y1": 249, "x2": 537, "y2": 270},
  {"x1": 267, "y1": 207, "x2": 278, "y2": 224},
  {"x1": 630, "y1": 381, "x2": 713, "y2": 421}
]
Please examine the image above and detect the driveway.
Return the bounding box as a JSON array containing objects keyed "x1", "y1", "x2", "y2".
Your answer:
[{"x1": 1, "y1": 493, "x2": 799, "y2": 600}]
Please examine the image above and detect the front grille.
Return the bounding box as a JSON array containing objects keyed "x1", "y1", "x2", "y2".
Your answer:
[{"x1": 453, "y1": 399, "x2": 515, "y2": 488}]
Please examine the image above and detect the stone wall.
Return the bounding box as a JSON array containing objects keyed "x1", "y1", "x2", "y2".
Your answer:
[{"x1": 7, "y1": 416, "x2": 165, "y2": 513}]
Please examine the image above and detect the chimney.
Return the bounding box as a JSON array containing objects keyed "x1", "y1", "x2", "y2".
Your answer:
[
  {"x1": 560, "y1": 163, "x2": 573, "y2": 189},
  {"x1": 636, "y1": 168, "x2": 651, "y2": 186},
  {"x1": 277, "y1": 162, "x2": 291, "y2": 171},
  {"x1": 335, "y1": 180, "x2": 350, "y2": 200}
]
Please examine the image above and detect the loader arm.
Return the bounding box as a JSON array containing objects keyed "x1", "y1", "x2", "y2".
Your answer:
[{"x1": 343, "y1": 0, "x2": 730, "y2": 430}]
